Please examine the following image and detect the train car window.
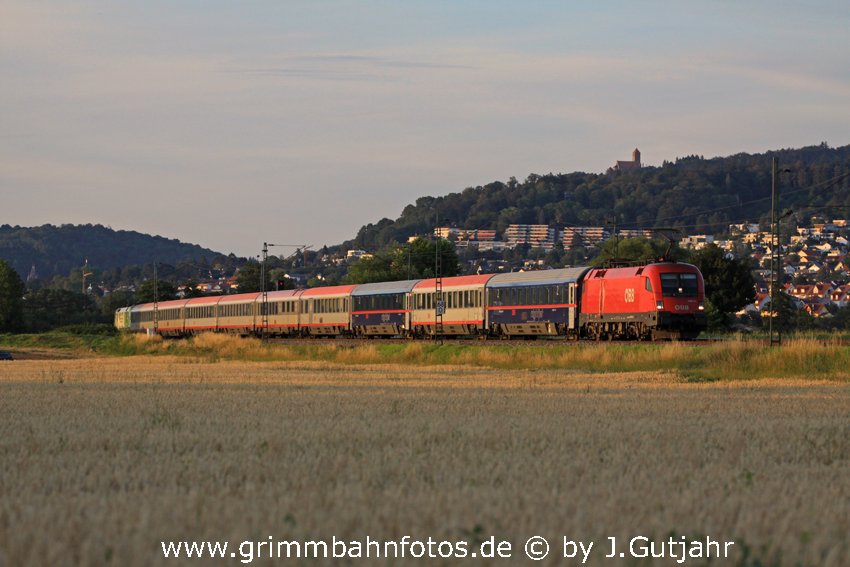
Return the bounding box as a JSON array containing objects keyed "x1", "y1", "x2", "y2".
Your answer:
[{"x1": 645, "y1": 277, "x2": 653, "y2": 292}]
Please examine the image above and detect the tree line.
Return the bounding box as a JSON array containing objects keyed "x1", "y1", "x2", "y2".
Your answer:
[{"x1": 344, "y1": 143, "x2": 850, "y2": 252}]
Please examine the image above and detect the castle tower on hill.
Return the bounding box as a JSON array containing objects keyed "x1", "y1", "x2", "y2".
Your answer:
[{"x1": 615, "y1": 148, "x2": 641, "y2": 171}]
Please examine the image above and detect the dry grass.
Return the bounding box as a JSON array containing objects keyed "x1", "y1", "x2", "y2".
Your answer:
[{"x1": 1, "y1": 357, "x2": 848, "y2": 566}]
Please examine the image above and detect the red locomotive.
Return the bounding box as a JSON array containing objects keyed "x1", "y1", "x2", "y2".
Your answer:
[{"x1": 579, "y1": 261, "x2": 706, "y2": 340}]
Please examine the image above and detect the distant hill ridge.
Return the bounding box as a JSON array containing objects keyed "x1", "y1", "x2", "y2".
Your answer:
[
  {"x1": 0, "y1": 224, "x2": 224, "y2": 280},
  {"x1": 345, "y1": 143, "x2": 850, "y2": 251},
  {"x1": 4, "y1": 144, "x2": 850, "y2": 282}
]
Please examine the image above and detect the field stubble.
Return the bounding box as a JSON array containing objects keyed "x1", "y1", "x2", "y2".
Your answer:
[{"x1": 0, "y1": 355, "x2": 848, "y2": 566}]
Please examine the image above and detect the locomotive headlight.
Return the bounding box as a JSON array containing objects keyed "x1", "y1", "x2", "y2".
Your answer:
[
  {"x1": 656, "y1": 300, "x2": 664, "y2": 311},
  {"x1": 698, "y1": 302, "x2": 705, "y2": 311}
]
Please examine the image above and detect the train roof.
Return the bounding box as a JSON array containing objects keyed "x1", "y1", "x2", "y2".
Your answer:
[
  {"x1": 585, "y1": 262, "x2": 700, "y2": 278},
  {"x1": 218, "y1": 292, "x2": 261, "y2": 304},
  {"x1": 487, "y1": 267, "x2": 591, "y2": 288},
  {"x1": 413, "y1": 274, "x2": 495, "y2": 291},
  {"x1": 132, "y1": 299, "x2": 188, "y2": 311},
  {"x1": 351, "y1": 280, "x2": 421, "y2": 296},
  {"x1": 264, "y1": 289, "x2": 305, "y2": 300},
  {"x1": 184, "y1": 295, "x2": 224, "y2": 306},
  {"x1": 300, "y1": 284, "x2": 358, "y2": 298}
]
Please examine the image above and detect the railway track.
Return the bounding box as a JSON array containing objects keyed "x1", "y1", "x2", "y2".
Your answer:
[{"x1": 263, "y1": 336, "x2": 725, "y2": 347}]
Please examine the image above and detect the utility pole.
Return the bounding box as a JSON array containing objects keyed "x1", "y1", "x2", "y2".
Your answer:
[
  {"x1": 769, "y1": 157, "x2": 780, "y2": 347},
  {"x1": 153, "y1": 262, "x2": 159, "y2": 334},
  {"x1": 261, "y1": 243, "x2": 269, "y2": 342},
  {"x1": 434, "y1": 210, "x2": 444, "y2": 344},
  {"x1": 81, "y1": 259, "x2": 93, "y2": 295}
]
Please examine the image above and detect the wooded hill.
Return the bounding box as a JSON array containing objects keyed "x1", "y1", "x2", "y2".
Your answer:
[
  {"x1": 345, "y1": 143, "x2": 850, "y2": 251},
  {"x1": 0, "y1": 224, "x2": 224, "y2": 281}
]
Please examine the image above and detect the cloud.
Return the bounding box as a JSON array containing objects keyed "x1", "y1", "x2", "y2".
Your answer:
[{"x1": 229, "y1": 53, "x2": 474, "y2": 82}]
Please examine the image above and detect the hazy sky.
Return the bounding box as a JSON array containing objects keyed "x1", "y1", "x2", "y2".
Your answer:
[{"x1": 3, "y1": 1, "x2": 849, "y2": 257}]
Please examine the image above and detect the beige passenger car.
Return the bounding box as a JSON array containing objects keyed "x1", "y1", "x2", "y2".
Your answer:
[
  {"x1": 410, "y1": 275, "x2": 494, "y2": 336},
  {"x1": 300, "y1": 285, "x2": 356, "y2": 336}
]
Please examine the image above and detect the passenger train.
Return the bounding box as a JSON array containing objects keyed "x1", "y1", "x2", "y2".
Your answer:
[{"x1": 115, "y1": 261, "x2": 707, "y2": 341}]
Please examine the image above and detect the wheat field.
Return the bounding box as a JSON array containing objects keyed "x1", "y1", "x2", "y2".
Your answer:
[{"x1": 0, "y1": 355, "x2": 848, "y2": 566}]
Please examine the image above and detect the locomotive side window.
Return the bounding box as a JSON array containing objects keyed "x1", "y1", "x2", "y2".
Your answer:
[{"x1": 646, "y1": 277, "x2": 653, "y2": 292}]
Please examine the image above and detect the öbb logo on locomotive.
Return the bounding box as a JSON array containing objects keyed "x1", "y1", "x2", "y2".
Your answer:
[{"x1": 116, "y1": 261, "x2": 707, "y2": 341}]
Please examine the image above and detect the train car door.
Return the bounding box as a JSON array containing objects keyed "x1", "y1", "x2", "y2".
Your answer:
[{"x1": 567, "y1": 284, "x2": 577, "y2": 330}]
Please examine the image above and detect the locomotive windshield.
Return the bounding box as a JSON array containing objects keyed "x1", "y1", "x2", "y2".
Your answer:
[{"x1": 660, "y1": 273, "x2": 698, "y2": 297}]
